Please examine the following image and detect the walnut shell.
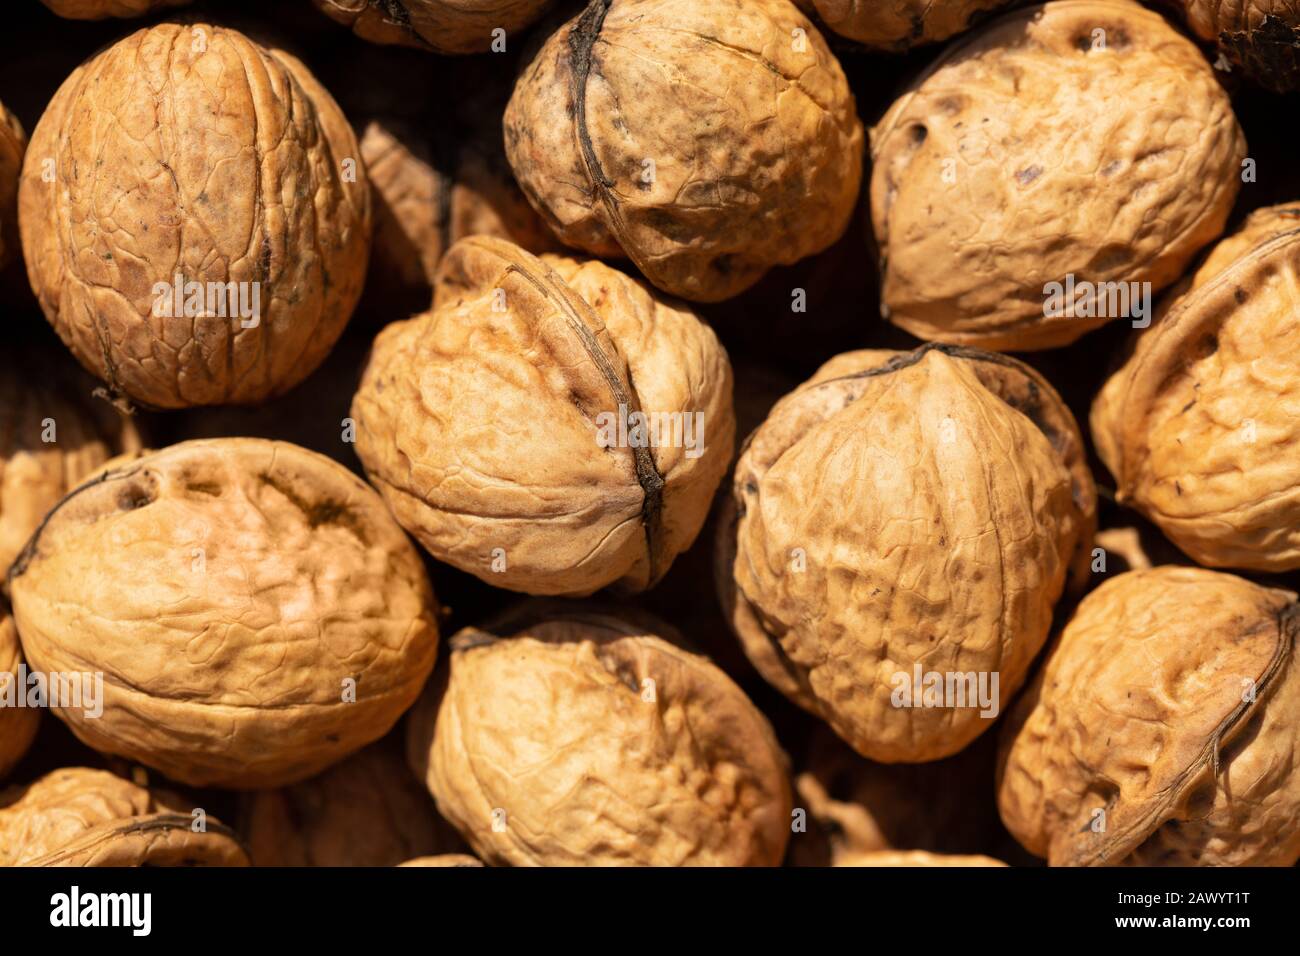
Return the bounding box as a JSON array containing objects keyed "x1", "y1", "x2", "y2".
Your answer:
[
  {"x1": 40, "y1": 0, "x2": 192, "y2": 18},
  {"x1": 0, "y1": 606, "x2": 40, "y2": 781},
  {"x1": 719, "y1": 345, "x2": 1095, "y2": 762},
  {"x1": 997, "y1": 567, "x2": 1300, "y2": 867},
  {"x1": 352, "y1": 236, "x2": 734, "y2": 597},
  {"x1": 18, "y1": 23, "x2": 372, "y2": 409},
  {"x1": 398, "y1": 854, "x2": 483, "y2": 867},
  {"x1": 1091, "y1": 205, "x2": 1300, "y2": 572},
  {"x1": 240, "y1": 742, "x2": 465, "y2": 866},
  {"x1": 1182, "y1": 1, "x2": 1300, "y2": 91},
  {"x1": 870, "y1": 0, "x2": 1245, "y2": 350},
  {"x1": 7, "y1": 438, "x2": 439, "y2": 789},
  {"x1": 0, "y1": 768, "x2": 248, "y2": 866},
  {"x1": 835, "y1": 850, "x2": 1007, "y2": 867},
  {"x1": 0, "y1": 99, "x2": 24, "y2": 272},
  {"x1": 802, "y1": 0, "x2": 1013, "y2": 49},
  {"x1": 408, "y1": 605, "x2": 793, "y2": 866},
  {"x1": 1, "y1": 347, "x2": 143, "y2": 579},
  {"x1": 504, "y1": 0, "x2": 864, "y2": 302},
  {"x1": 312, "y1": 0, "x2": 554, "y2": 54}
]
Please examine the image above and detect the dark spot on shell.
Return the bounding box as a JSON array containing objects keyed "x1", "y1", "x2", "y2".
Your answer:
[{"x1": 1016, "y1": 165, "x2": 1043, "y2": 185}]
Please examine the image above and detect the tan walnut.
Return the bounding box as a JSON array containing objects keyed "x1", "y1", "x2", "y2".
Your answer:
[
  {"x1": 240, "y1": 742, "x2": 467, "y2": 866},
  {"x1": 398, "y1": 854, "x2": 483, "y2": 867},
  {"x1": 1, "y1": 346, "x2": 142, "y2": 579},
  {"x1": 7, "y1": 438, "x2": 439, "y2": 789},
  {"x1": 1181, "y1": 1, "x2": 1300, "y2": 91},
  {"x1": 800, "y1": 0, "x2": 1013, "y2": 49},
  {"x1": 352, "y1": 236, "x2": 734, "y2": 597},
  {"x1": 718, "y1": 345, "x2": 1095, "y2": 762},
  {"x1": 0, "y1": 605, "x2": 40, "y2": 781},
  {"x1": 0, "y1": 768, "x2": 248, "y2": 866},
  {"x1": 408, "y1": 605, "x2": 793, "y2": 867},
  {"x1": 870, "y1": 0, "x2": 1245, "y2": 350},
  {"x1": 504, "y1": 0, "x2": 864, "y2": 302},
  {"x1": 1092, "y1": 204, "x2": 1300, "y2": 572},
  {"x1": 312, "y1": 0, "x2": 555, "y2": 54},
  {"x1": 0, "y1": 99, "x2": 24, "y2": 271},
  {"x1": 39, "y1": 0, "x2": 192, "y2": 18},
  {"x1": 18, "y1": 23, "x2": 372, "y2": 409},
  {"x1": 997, "y1": 567, "x2": 1300, "y2": 867},
  {"x1": 835, "y1": 850, "x2": 1007, "y2": 867}
]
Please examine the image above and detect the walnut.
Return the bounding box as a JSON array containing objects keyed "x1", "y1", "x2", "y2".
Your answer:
[
  {"x1": 39, "y1": 0, "x2": 192, "y2": 18},
  {"x1": 0, "y1": 99, "x2": 23, "y2": 272},
  {"x1": 997, "y1": 566, "x2": 1300, "y2": 867},
  {"x1": 352, "y1": 236, "x2": 734, "y2": 597},
  {"x1": 719, "y1": 345, "x2": 1095, "y2": 762},
  {"x1": 870, "y1": 0, "x2": 1246, "y2": 350},
  {"x1": 800, "y1": 0, "x2": 1013, "y2": 49},
  {"x1": 0, "y1": 768, "x2": 248, "y2": 866},
  {"x1": 398, "y1": 854, "x2": 483, "y2": 866},
  {"x1": 18, "y1": 23, "x2": 372, "y2": 409},
  {"x1": 1181, "y1": 1, "x2": 1300, "y2": 91},
  {"x1": 503, "y1": 0, "x2": 864, "y2": 302},
  {"x1": 312, "y1": 0, "x2": 555, "y2": 53},
  {"x1": 407, "y1": 605, "x2": 793, "y2": 866},
  {"x1": 0, "y1": 605, "x2": 39, "y2": 781},
  {"x1": 7, "y1": 438, "x2": 439, "y2": 789},
  {"x1": 835, "y1": 850, "x2": 1007, "y2": 867},
  {"x1": 1092, "y1": 204, "x2": 1300, "y2": 572}
]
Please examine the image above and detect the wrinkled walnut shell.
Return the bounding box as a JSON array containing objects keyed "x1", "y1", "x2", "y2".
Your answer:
[
  {"x1": 871, "y1": 0, "x2": 1245, "y2": 350},
  {"x1": 40, "y1": 0, "x2": 192, "y2": 18},
  {"x1": 504, "y1": 0, "x2": 864, "y2": 302},
  {"x1": 0, "y1": 768, "x2": 248, "y2": 866},
  {"x1": 8, "y1": 438, "x2": 439, "y2": 789},
  {"x1": 312, "y1": 0, "x2": 554, "y2": 54},
  {"x1": 998, "y1": 567, "x2": 1300, "y2": 867},
  {"x1": 0, "y1": 606, "x2": 39, "y2": 781},
  {"x1": 835, "y1": 850, "x2": 1007, "y2": 867},
  {"x1": 801, "y1": 0, "x2": 1013, "y2": 49},
  {"x1": 719, "y1": 345, "x2": 1095, "y2": 762},
  {"x1": 1092, "y1": 205, "x2": 1300, "y2": 572},
  {"x1": 408, "y1": 604, "x2": 793, "y2": 867},
  {"x1": 19, "y1": 23, "x2": 372, "y2": 409},
  {"x1": 352, "y1": 236, "x2": 734, "y2": 597},
  {"x1": 1181, "y1": 1, "x2": 1300, "y2": 91},
  {"x1": 398, "y1": 854, "x2": 483, "y2": 867},
  {"x1": 0, "y1": 99, "x2": 23, "y2": 271}
]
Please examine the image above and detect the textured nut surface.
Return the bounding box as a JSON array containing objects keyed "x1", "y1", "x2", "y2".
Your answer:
[
  {"x1": 409, "y1": 605, "x2": 793, "y2": 867},
  {"x1": 352, "y1": 236, "x2": 734, "y2": 597},
  {"x1": 8, "y1": 438, "x2": 439, "y2": 789},
  {"x1": 0, "y1": 608, "x2": 40, "y2": 781},
  {"x1": 241, "y1": 742, "x2": 463, "y2": 866},
  {"x1": 398, "y1": 854, "x2": 483, "y2": 866},
  {"x1": 313, "y1": 0, "x2": 554, "y2": 53},
  {"x1": 835, "y1": 850, "x2": 1007, "y2": 867},
  {"x1": 0, "y1": 99, "x2": 24, "y2": 271},
  {"x1": 804, "y1": 0, "x2": 1012, "y2": 48},
  {"x1": 504, "y1": 0, "x2": 864, "y2": 302},
  {"x1": 998, "y1": 567, "x2": 1300, "y2": 867},
  {"x1": 18, "y1": 23, "x2": 372, "y2": 409},
  {"x1": 0, "y1": 349, "x2": 142, "y2": 579},
  {"x1": 40, "y1": 0, "x2": 192, "y2": 18},
  {"x1": 720, "y1": 345, "x2": 1095, "y2": 762},
  {"x1": 0, "y1": 768, "x2": 248, "y2": 866},
  {"x1": 1183, "y1": 1, "x2": 1300, "y2": 91},
  {"x1": 1092, "y1": 205, "x2": 1300, "y2": 572},
  {"x1": 871, "y1": 0, "x2": 1245, "y2": 350}
]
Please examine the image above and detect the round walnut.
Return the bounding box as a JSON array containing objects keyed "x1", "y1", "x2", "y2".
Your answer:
[
  {"x1": 7, "y1": 438, "x2": 439, "y2": 789},
  {"x1": 504, "y1": 0, "x2": 864, "y2": 302},
  {"x1": 998, "y1": 567, "x2": 1300, "y2": 867},
  {"x1": 0, "y1": 605, "x2": 40, "y2": 781},
  {"x1": 719, "y1": 345, "x2": 1096, "y2": 762},
  {"x1": 835, "y1": 850, "x2": 1007, "y2": 867},
  {"x1": 352, "y1": 236, "x2": 734, "y2": 597},
  {"x1": 18, "y1": 23, "x2": 372, "y2": 409},
  {"x1": 240, "y1": 742, "x2": 465, "y2": 867},
  {"x1": 1092, "y1": 205, "x2": 1300, "y2": 572},
  {"x1": 871, "y1": 0, "x2": 1245, "y2": 350},
  {"x1": 1181, "y1": 1, "x2": 1300, "y2": 91},
  {"x1": 312, "y1": 0, "x2": 554, "y2": 54},
  {"x1": 801, "y1": 0, "x2": 1013, "y2": 49},
  {"x1": 408, "y1": 605, "x2": 793, "y2": 867},
  {"x1": 399, "y1": 854, "x2": 484, "y2": 867},
  {"x1": 0, "y1": 99, "x2": 24, "y2": 271},
  {"x1": 39, "y1": 0, "x2": 192, "y2": 18},
  {"x1": 1, "y1": 347, "x2": 142, "y2": 579},
  {"x1": 0, "y1": 768, "x2": 248, "y2": 866}
]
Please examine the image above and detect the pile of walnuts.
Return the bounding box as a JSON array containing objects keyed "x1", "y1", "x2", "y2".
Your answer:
[{"x1": 2, "y1": 0, "x2": 1300, "y2": 870}]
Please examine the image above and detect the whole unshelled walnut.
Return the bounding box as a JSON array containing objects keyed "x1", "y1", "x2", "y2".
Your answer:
[
  {"x1": 998, "y1": 567, "x2": 1300, "y2": 867},
  {"x1": 504, "y1": 0, "x2": 864, "y2": 302},
  {"x1": 719, "y1": 345, "x2": 1095, "y2": 762},
  {"x1": 1, "y1": 346, "x2": 142, "y2": 579},
  {"x1": 871, "y1": 0, "x2": 1245, "y2": 350},
  {"x1": 1092, "y1": 204, "x2": 1300, "y2": 572},
  {"x1": 40, "y1": 0, "x2": 192, "y2": 18},
  {"x1": 18, "y1": 23, "x2": 372, "y2": 409},
  {"x1": 0, "y1": 605, "x2": 39, "y2": 781},
  {"x1": 408, "y1": 605, "x2": 793, "y2": 867},
  {"x1": 352, "y1": 236, "x2": 734, "y2": 597},
  {"x1": 7, "y1": 438, "x2": 439, "y2": 789},
  {"x1": 0, "y1": 768, "x2": 248, "y2": 866},
  {"x1": 800, "y1": 0, "x2": 1013, "y2": 49},
  {"x1": 0, "y1": 99, "x2": 23, "y2": 271},
  {"x1": 312, "y1": 0, "x2": 554, "y2": 53},
  {"x1": 1180, "y1": 1, "x2": 1300, "y2": 91}
]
